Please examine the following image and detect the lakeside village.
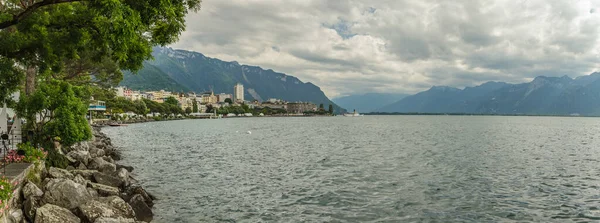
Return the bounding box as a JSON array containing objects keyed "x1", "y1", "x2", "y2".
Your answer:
[{"x1": 90, "y1": 83, "x2": 335, "y2": 122}]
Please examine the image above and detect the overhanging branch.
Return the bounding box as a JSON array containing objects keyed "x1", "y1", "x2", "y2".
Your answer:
[{"x1": 0, "y1": 0, "x2": 84, "y2": 30}]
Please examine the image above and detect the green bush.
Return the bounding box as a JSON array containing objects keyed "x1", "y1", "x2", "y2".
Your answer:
[
  {"x1": 17, "y1": 143, "x2": 48, "y2": 163},
  {"x1": 0, "y1": 176, "x2": 13, "y2": 208}
]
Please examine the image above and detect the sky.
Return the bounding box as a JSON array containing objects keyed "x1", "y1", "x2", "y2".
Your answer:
[{"x1": 170, "y1": 0, "x2": 600, "y2": 98}]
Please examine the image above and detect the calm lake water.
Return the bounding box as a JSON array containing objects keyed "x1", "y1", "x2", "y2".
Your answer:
[{"x1": 102, "y1": 116, "x2": 600, "y2": 222}]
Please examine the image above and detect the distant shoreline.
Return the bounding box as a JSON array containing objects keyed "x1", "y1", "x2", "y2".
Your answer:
[{"x1": 364, "y1": 112, "x2": 598, "y2": 118}]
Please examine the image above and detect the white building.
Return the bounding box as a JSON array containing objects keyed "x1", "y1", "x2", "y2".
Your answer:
[
  {"x1": 115, "y1": 87, "x2": 126, "y2": 97},
  {"x1": 233, "y1": 83, "x2": 244, "y2": 102}
]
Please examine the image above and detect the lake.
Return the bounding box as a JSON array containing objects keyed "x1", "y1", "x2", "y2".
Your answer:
[{"x1": 102, "y1": 116, "x2": 600, "y2": 222}]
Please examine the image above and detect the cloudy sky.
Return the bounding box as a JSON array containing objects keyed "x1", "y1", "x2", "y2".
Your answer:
[{"x1": 171, "y1": 0, "x2": 600, "y2": 98}]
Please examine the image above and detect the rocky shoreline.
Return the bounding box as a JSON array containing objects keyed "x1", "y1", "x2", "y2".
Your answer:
[{"x1": 14, "y1": 127, "x2": 155, "y2": 223}]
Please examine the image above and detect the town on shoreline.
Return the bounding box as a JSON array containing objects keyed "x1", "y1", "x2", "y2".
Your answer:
[{"x1": 91, "y1": 83, "x2": 335, "y2": 122}]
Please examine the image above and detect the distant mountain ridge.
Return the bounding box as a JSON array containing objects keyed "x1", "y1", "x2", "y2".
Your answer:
[
  {"x1": 377, "y1": 72, "x2": 600, "y2": 116},
  {"x1": 121, "y1": 47, "x2": 345, "y2": 113},
  {"x1": 333, "y1": 93, "x2": 408, "y2": 113}
]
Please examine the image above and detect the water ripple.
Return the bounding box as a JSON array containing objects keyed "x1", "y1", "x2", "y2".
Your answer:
[{"x1": 103, "y1": 116, "x2": 600, "y2": 222}]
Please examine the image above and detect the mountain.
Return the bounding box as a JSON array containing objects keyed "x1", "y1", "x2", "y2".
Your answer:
[
  {"x1": 332, "y1": 93, "x2": 408, "y2": 113},
  {"x1": 121, "y1": 63, "x2": 190, "y2": 92},
  {"x1": 121, "y1": 47, "x2": 345, "y2": 113},
  {"x1": 377, "y1": 72, "x2": 600, "y2": 116}
]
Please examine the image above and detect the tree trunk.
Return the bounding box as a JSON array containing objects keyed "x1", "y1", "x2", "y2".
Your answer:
[{"x1": 25, "y1": 66, "x2": 36, "y2": 95}]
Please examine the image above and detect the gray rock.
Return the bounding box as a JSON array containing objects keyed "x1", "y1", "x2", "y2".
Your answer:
[
  {"x1": 94, "y1": 217, "x2": 136, "y2": 223},
  {"x1": 122, "y1": 187, "x2": 153, "y2": 208},
  {"x1": 116, "y1": 169, "x2": 129, "y2": 187},
  {"x1": 34, "y1": 204, "x2": 81, "y2": 223},
  {"x1": 116, "y1": 164, "x2": 134, "y2": 173},
  {"x1": 77, "y1": 163, "x2": 88, "y2": 170},
  {"x1": 127, "y1": 194, "x2": 153, "y2": 222},
  {"x1": 73, "y1": 175, "x2": 87, "y2": 185},
  {"x1": 24, "y1": 197, "x2": 38, "y2": 222},
  {"x1": 99, "y1": 196, "x2": 135, "y2": 218},
  {"x1": 9, "y1": 209, "x2": 24, "y2": 223},
  {"x1": 67, "y1": 150, "x2": 91, "y2": 166},
  {"x1": 66, "y1": 166, "x2": 76, "y2": 171},
  {"x1": 71, "y1": 142, "x2": 90, "y2": 152},
  {"x1": 87, "y1": 187, "x2": 99, "y2": 198},
  {"x1": 103, "y1": 156, "x2": 115, "y2": 164},
  {"x1": 76, "y1": 197, "x2": 134, "y2": 222},
  {"x1": 43, "y1": 179, "x2": 92, "y2": 209},
  {"x1": 48, "y1": 167, "x2": 75, "y2": 180},
  {"x1": 89, "y1": 147, "x2": 106, "y2": 159},
  {"x1": 22, "y1": 182, "x2": 44, "y2": 199},
  {"x1": 93, "y1": 172, "x2": 123, "y2": 188},
  {"x1": 70, "y1": 170, "x2": 99, "y2": 180},
  {"x1": 88, "y1": 183, "x2": 120, "y2": 197},
  {"x1": 88, "y1": 157, "x2": 116, "y2": 173}
]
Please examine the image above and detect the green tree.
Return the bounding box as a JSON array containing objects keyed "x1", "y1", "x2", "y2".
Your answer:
[
  {"x1": 319, "y1": 103, "x2": 324, "y2": 111},
  {"x1": 192, "y1": 100, "x2": 198, "y2": 113},
  {"x1": 224, "y1": 98, "x2": 233, "y2": 104},
  {"x1": 328, "y1": 104, "x2": 333, "y2": 114},
  {"x1": 16, "y1": 80, "x2": 91, "y2": 146},
  {"x1": 165, "y1": 96, "x2": 179, "y2": 106},
  {"x1": 185, "y1": 107, "x2": 192, "y2": 115},
  {"x1": 0, "y1": 0, "x2": 202, "y2": 93}
]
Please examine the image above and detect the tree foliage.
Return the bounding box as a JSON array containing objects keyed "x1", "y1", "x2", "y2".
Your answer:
[
  {"x1": 16, "y1": 80, "x2": 91, "y2": 146},
  {"x1": 328, "y1": 104, "x2": 333, "y2": 114},
  {"x1": 192, "y1": 100, "x2": 198, "y2": 113},
  {"x1": 0, "y1": 0, "x2": 202, "y2": 96}
]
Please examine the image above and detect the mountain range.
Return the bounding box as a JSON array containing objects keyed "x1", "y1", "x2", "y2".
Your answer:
[
  {"x1": 120, "y1": 47, "x2": 345, "y2": 113},
  {"x1": 333, "y1": 93, "x2": 408, "y2": 113},
  {"x1": 377, "y1": 72, "x2": 600, "y2": 116}
]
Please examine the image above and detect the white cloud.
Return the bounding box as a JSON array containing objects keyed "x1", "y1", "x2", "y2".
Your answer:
[{"x1": 171, "y1": 0, "x2": 600, "y2": 98}]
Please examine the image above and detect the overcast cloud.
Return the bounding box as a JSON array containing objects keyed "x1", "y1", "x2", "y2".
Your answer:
[{"x1": 170, "y1": 0, "x2": 600, "y2": 98}]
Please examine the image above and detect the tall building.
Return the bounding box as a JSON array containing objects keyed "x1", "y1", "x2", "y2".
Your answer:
[{"x1": 233, "y1": 83, "x2": 244, "y2": 102}]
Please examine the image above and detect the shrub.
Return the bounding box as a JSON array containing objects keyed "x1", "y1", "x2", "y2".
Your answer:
[
  {"x1": 0, "y1": 177, "x2": 14, "y2": 211},
  {"x1": 17, "y1": 143, "x2": 47, "y2": 163}
]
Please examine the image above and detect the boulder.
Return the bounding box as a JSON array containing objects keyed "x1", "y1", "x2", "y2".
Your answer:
[
  {"x1": 66, "y1": 150, "x2": 91, "y2": 166},
  {"x1": 22, "y1": 182, "x2": 44, "y2": 199},
  {"x1": 127, "y1": 194, "x2": 153, "y2": 222},
  {"x1": 24, "y1": 197, "x2": 39, "y2": 222},
  {"x1": 87, "y1": 187, "x2": 99, "y2": 198},
  {"x1": 122, "y1": 187, "x2": 153, "y2": 207},
  {"x1": 66, "y1": 166, "x2": 76, "y2": 171},
  {"x1": 93, "y1": 172, "x2": 124, "y2": 188},
  {"x1": 88, "y1": 183, "x2": 120, "y2": 197},
  {"x1": 9, "y1": 209, "x2": 24, "y2": 223},
  {"x1": 103, "y1": 156, "x2": 115, "y2": 164},
  {"x1": 116, "y1": 164, "x2": 134, "y2": 173},
  {"x1": 76, "y1": 197, "x2": 134, "y2": 222},
  {"x1": 99, "y1": 196, "x2": 135, "y2": 218},
  {"x1": 88, "y1": 157, "x2": 116, "y2": 173},
  {"x1": 71, "y1": 142, "x2": 90, "y2": 152},
  {"x1": 77, "y1": 163, "x2": 88, "y2": 170},
  {"x1": 43, "y1": 179, "x2": 92, "y2": 209},
  {"x1": 70, "y1": 170, "x2": 99, "y2": 180},
  {"x1": 73, "y1": 175, "x2": 87, "y2": 185},
  {"x1": 94, "y1": 217, "x2": 136, "y2": 223},
  {"x1": 34, "y1": 204, "x2": 81, "y2": 223},
  {"x1": 89, "y1": 147, "x2": 106, "y2": 159},
  {"x1": 116, "y1": 168, "x2": 129, "y2": 187},
  {"x1": 48, "y1": 167, "x2": 75, "y2": 180}
]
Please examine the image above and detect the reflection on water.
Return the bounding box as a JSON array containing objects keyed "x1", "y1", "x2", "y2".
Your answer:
[{"x1": 103, "y1": 116, "x2": 600, "y2": 222}]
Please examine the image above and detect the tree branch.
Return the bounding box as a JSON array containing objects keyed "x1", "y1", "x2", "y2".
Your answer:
[{"x1": 0, "y1": 0, "x2": 84, "y2": 30}]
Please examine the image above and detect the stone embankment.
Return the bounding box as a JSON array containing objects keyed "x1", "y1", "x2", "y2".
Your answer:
[{"x1": 11, "y1": 127, "x2": 155, "y2": 223}]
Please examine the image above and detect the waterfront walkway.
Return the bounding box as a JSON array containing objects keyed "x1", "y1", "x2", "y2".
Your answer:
[{"x1": 1, "y1": 163, "x2": 32, "y2": 181}]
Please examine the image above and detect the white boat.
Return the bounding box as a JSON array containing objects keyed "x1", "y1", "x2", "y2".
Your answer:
[{"x1": 343, "y1": 109, "x2": 364, "y2": 117}]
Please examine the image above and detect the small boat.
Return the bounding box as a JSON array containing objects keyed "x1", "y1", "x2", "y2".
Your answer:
[
  {"x1": 343, "y1": 109, "x2": 364, "y2": 117},
  {"x1": 108, "y1": 123, "x2": 128, "y2": 127}
]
